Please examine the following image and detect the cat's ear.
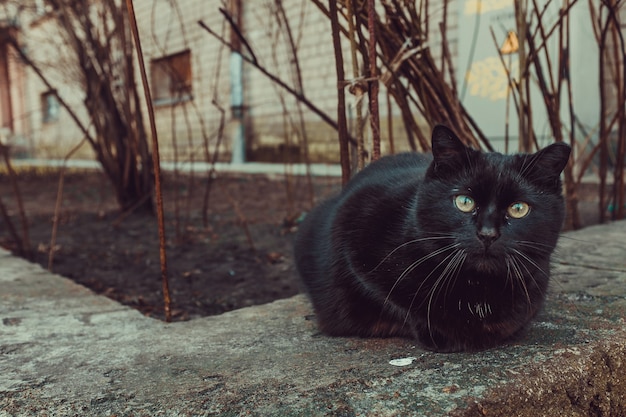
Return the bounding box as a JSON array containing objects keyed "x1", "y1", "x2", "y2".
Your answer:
[
  {"x1": 524, "y1": 142, "x2": 571, "y2": 188},
  {"x1": 431, "y1": 125, "x2": 470, "y2": 173}
]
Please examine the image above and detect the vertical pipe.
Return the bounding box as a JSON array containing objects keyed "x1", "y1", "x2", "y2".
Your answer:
[
  {"x1": 229, "y1": 0, "x2": 245, "y2": 164},
  {"x1": 230, "y1": 51, "x2": 245, "y2": 164}
]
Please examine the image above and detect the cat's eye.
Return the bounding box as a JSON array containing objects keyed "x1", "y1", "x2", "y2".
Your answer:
[
  {"x1": 507, "y1": 202, "x2": 530, "y2": 219},
  {"x1": 454, "y1": 195, "x2": 476, "y2": 213}
]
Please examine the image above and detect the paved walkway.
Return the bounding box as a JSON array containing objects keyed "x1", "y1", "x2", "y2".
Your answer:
[{"x1": 1, "y1": 222, "x2": 626, "y2": 416}]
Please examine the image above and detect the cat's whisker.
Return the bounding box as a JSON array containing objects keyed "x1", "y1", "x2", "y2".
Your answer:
[
  {"x1": 504, "y1": 256, "x2": 516, "y2": 300},
  {"x1": 443, "y1": 250, "x2": 467, "y2": 304},
  {"x1": 379, "y1": 243, "x2": 461, "y2": 330},
  {"x1": 515, "y1": 241, "x2": 564, "y2": 266},
  {"x1": 429, "y1": 249, "x2": 467, "y2": 335},
  {"x1": 370, "y1": 235, "x2": 457, "y2": 273},
  {"x1": 511, "y1": 251, "x2": 548, "y2": 304},
  {"x1": 416, "y1": 249, "x2": 466, "y2": 346},
  {"x1": 515, "y1": 240, "x2": 556, "y2": 253},
  {"x1": 512, "y1": 248, "x2": 550, "y2": 279},
  {"x1": 558, "y1": 234, "x2": 595, "y2": 244},
  {"x1": 510, "y1": 248, "x2": 554, "y2": 318},
  {"x1": 509, "y1": 256, "x2": 530, "y2": 301},
  {"x1": 432, "y1": 250, "x2": 466, "y2": 310},
  {"x1": 516, "y1": 240, "x2": 555, "y2": 248},
  {"x1": 425, "y1": 250, "x2": 467, "y2": 347},
  {"x1": 400, "y1": 249, "x2": 461, "y2": 326},
  {"x1": 422, "y1": 232, "x2": 459, "y2": 238},
  {"x1": 507, "y1": 254, "x2": 533, "y2": 313},
  {"x1": 382, "y1": 243, "x2": 460, "y2": 309}
]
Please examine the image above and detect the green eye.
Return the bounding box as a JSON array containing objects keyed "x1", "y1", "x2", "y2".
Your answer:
[
  {"x1": 507, "y1": 202, "x2": 530, "y2": 219},
  {"x1": 454, "y1": 195, "x2": 476, "y2": 213}
]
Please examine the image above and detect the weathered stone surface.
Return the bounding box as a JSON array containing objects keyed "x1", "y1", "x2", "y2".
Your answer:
[{"x1": 1, "y1": 221, "x2": 625, "y2": 416}]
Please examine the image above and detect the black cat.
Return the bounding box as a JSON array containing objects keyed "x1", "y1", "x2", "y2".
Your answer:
[{"x1": 294, "y1": 125, "x2": 571, "y2": 352}]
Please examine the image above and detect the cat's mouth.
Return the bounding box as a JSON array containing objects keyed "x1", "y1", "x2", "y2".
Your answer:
[{"x1": 469, "y1": 252, "x2": 501, "y2": 273}]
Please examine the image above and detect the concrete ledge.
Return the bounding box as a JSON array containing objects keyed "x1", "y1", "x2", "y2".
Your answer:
[
  {"x1": 1, "y1": 222, "x2": 626, "y2": 416},
  {"x1": 7, "y1": 158, "x2": 342, "y2": 177}
]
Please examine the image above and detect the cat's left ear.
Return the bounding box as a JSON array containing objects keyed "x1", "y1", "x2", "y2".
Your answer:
[
  {"x1": 431, "y1": 125, "x2": 471, "y2": 174},
  {"x1": 526, "y1": 142, "x2": 571, "y2": 187}
]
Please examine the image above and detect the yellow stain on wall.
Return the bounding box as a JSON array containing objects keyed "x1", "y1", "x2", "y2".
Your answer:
[
  {"x1": 500, "y1": 31, "x2": 519, "y2": 54},
  {"x1": 465, "y1": 56, "x2": 517, "y2": 101},
  {"x1": 464, "y1": 0, "x2": 511, "y2": 15}
]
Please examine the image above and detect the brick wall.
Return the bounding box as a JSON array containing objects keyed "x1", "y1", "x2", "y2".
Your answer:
[
  {"x1": 9, "y1": 0, "x2": 456, "y2": 163},
  {"x1": 20, "y1": 12, "x2": 95, "y2": 160}
]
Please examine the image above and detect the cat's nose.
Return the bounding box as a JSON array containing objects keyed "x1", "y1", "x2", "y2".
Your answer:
[{"x1": 477, "y1": 226, "x2": 500, "y2": 248}]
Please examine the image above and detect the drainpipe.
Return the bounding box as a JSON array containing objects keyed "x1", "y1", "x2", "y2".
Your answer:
[{"x1": 229, "y1": 0, "x2": 245, "y2": 164}]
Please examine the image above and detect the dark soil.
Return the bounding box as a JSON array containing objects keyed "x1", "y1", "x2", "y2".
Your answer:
[{"x1": 0, "y1": 169, "x2": 340, "y2": 321}]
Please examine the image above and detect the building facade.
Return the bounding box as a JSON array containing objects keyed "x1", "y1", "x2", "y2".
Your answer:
[{"x1": 0, "y1": 0, "x2": 622, "y2": 164}]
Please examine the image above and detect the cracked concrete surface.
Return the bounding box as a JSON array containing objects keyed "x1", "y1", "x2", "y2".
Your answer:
[{"x1": 1, "y1": 221, "x2": 625, "y2": 416}]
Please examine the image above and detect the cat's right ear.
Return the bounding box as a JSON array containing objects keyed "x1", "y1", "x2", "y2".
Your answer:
[{"x1": 431, "y1": 125, "x2": 470, "y2": 174}]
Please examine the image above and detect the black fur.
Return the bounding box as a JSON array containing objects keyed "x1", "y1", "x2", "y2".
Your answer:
[{"x1": 294, "y1": 125, "x2": 571, "y2": 352}]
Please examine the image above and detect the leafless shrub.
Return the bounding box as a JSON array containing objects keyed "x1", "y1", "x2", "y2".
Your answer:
[
  {"x1": 6, "y1": 0, "x2": 155, "y2": 213},
  {"x1": 314, "y1": 0, "x2": 492, "y2": 156},
  {"x1": 493, "y1": 0, "x2": 625, "y2": 227},
  {"x1": 0, "y1": 143, "x2": 31, "y2": 258}
]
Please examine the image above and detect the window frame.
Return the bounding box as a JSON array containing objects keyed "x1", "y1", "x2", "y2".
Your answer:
[
  {"x1": 150, "y1": 49, "x2": 193, "y2": 106},
  {"x1": 41, "y1": 90, "x2": 60, "y2": 124}
]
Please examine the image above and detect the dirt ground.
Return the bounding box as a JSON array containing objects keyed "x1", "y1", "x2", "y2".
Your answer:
[{"x1": 0, "y1": 168, "x2": 340, "y2": 321}]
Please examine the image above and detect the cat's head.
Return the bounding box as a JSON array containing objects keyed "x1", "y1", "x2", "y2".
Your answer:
[
  {"x1": 412, "y1": 126, "x2": 570, "y2": 350},
  {"x1": 418, "y1": 125, "x2": 571, "y2": 267}
]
